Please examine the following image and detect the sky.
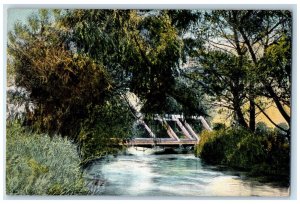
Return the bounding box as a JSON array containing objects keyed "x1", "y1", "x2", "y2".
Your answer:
[{"x1": 7, "y1": 9, "x2": 38, "y2": 32}]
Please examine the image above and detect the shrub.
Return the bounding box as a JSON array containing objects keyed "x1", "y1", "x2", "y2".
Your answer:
[
  {"x1": 194, "y1": 130, "x2": 223, "y2": 164},
  {"x1": 224, "y1": 131, "x2": 267, "y2": 169},
  {"x1": 195, "y1": 127, "x2": 290, "y2": 180},
  {"x1": 78, "y1": 95, "x2": 135, "y2": 164},
  {"x1": 255, "y1": 121, "x2": 269, "y2": 134},
  {"x1": 6, "y1": 121, "x2": 89, "y2": 195}
]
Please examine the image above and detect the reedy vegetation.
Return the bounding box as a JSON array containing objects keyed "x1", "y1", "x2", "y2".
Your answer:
[{"x1": 6, "y1": 121, "x2": 88, "y2": 195}]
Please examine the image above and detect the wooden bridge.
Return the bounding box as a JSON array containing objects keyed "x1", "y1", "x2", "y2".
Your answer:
[
  {"x1": 125, "y1": 138, "x2": 198, "y2": 148},
  {"x1": 124, "y1": 114, "x2": 212, "y2": 148},
  {"x1": 121, "y1": 93, "x2": 212, "y2": 148}
]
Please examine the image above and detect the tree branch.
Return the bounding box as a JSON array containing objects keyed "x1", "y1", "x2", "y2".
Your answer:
[
  {"x1": 254, "y1": 100, "x2": 289, "y2": 133},
  {"x1": 252, "y1": 18, "x2": 287, "y2": 46}
]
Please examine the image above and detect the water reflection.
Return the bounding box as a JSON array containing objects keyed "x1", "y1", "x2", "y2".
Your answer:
[{"x1": 86, "y1": 153, "x2": 289, "y2": 196}]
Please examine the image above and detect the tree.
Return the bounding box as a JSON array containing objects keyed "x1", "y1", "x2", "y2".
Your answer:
[
  {"x1": 7, "y1": 10, "x2": 129, "y2": 140},
  {"x1": 183, "y1": 11, "x2": 253, "y2": 129},
  {"x1": 229, "y1": 10, "x2": 291, "y2": 128},
  {"x1": 8, "y1": 9, "x2": 208, "y2": 143},
  {"x1": 60, "y1": 9, "x2": 207, "y2": 116},
  {"x1": 257, "y1": 34, "x2": 291, "y2": 127},
  {"x1": 184, "y1": 50, "x2": 250, "y2": 128},
  {"x1": 186, "y1": 10, "x2": 291, "y2": 132}
]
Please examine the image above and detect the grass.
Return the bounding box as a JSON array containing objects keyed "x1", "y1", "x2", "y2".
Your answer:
[{"x1": 6, "y1": 121, "x2": 89, "y2": 195}]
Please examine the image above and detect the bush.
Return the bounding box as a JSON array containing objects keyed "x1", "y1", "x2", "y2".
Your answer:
[
  {"x1": 255, "y1": 121, "x2": 269, "y2": 134},
  {"x1": 78, "y1": 95, "x2": 135, "y2": 164},
  {"x1": 195, "y1": 127, "x2": 290, "y2": 180},
  {"x1": 194, "y1": 130, "x2": 224, "y2": 164},
  {"x1": 6, "y1": 121, "x2": 89, "y2": 195}
]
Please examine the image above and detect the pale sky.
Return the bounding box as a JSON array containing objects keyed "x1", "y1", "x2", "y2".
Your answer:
[{"x1": 7, "y1": 9, "x2": 38, "y2": 32}]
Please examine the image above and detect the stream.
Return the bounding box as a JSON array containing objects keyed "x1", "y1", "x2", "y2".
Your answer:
[{"x1": 85, "y1": 151, "x2": 289, "y2": 197}]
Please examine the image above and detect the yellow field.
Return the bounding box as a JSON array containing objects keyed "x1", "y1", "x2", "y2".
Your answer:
[
  {"x1": 256, "y1": 105, "x2": 289, "y2": 127},
  {"x1": 211, "y1": 99, "x2": 289, "y2": 128}
]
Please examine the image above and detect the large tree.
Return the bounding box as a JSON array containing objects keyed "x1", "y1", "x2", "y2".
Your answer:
[
  {"x1": 229, "y1": 11, "x2": 291, "y2": 128},
  {"x1": 60, "y1": 9, "x2": 206, "y2": 116},
  {"x1": 8, "y1": 9, "x2": 207, "y2": 143},
  {"x1": 7, "y1": 10, "x2": 135, "y2": 141},
  {"x1": 186, "y1": 10, "x2": 291, "y2": 132}
]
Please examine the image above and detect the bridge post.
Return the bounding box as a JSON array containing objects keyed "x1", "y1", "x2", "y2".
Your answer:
[
  {"x1": 199, "y1": 116, "x2": 212, "y2": 131},
  {"x1": 139, "y1": 119, "x2": 156, "y2": 138},
  {"x1": 172, "y1": 115, "x2": 194, "y2": 140},
  {"x1": 184, "y1": 121, "x2": 200, "y2": 142},
  {"x1": 156, "y1": 115, "x2": 180, "y2": 141}
]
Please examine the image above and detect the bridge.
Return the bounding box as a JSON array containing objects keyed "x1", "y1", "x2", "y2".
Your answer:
[
  {"x1": 125, "y1": 138, "x2": 198, "y2": 148},
  {"x1": 124, "y1": 114, "x2": 212, "y2": 148},
  {"x1": 121, "y1": 93, "x2": 212, "y2": 148}
]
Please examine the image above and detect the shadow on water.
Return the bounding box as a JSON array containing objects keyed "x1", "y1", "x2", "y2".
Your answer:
[{"x1": 201, "y1": 163, "x2": 290, "y2": 188}]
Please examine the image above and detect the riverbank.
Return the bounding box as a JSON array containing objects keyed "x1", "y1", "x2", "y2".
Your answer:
[
  {"x1": 195, "y1": 128, "x2": 290, "y2": 187},
  {"x1": 6, "y1": 121, "x2": 290, "y2": 196}
]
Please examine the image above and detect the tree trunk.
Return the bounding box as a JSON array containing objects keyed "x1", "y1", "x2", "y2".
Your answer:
[
  {"x1": 237, "y1": 26, "x2": 256, "y2": 131},
  {"x1": 249, "y1": 84, "x2": 256, "y2": 131},
  {"x1": 231, "y1": 21, "x2": 249, "y2": 130},
  {"x1": 266, "y1": 84, "x2": 290, "y2": 125},
  {"x1": 233, "y1": 96, "x2": 248, "y2": 129}
]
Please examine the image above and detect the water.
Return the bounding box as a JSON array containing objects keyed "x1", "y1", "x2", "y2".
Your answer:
[{"x1": 85, "y1": 153, "x2": 289, "y2": 197}]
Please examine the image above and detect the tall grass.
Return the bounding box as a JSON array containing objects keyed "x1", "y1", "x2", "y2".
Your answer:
[{"x1": 6, "y1": 121, "x2": 89, "y2": 195}]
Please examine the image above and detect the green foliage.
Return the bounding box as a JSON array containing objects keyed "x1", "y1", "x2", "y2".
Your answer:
[
  {"x1": 255, "y1": 121, "x2": 269, "y2": 134},
  {"x1": 8, "y1": 9, "x2": 207, "y2": 165},
  {"x1": 195, "y1": 128, "x2": 290, "y2": 179},
  {"x1": 145, "y1": 119, "x2": 170, "y2": 138},
  {"x1": 257, "y1": 34, "x2": 291, "y2": 114},
  {"x1": 6, "y1": 121, "x2": 88, "y2": 195},
  {"x1": 61, "y1": 9, "x2": 205, "y2": 116},
  {"x1": 275, "y1": 122, "x2": 289, "y2": 135},
  {"x1": 194, "y1": 130, "x2": 220, "y2": 161},
  {"x1": 187, "y1": 49, "x2": 250, "y2": 128},
  {"x1": 8, "y1": 9, "x2": 207, "y2": 143},
  {"x1": 79, "y1": 95, "x2": 135, "y2": 163},
  {"x1": 170, "y1": 77, "x2": 208, "y2": 116},
  {"x1": 8, "y1": 11, "x2": 112, "y2": 139},
  {"x1": 190, "y1": 10, "x2": 291, "y2": 130}
]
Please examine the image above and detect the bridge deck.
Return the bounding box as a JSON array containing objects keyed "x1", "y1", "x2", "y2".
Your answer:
[{"x1": 125, "y1": 138, "x2": 198, "y2": 147}]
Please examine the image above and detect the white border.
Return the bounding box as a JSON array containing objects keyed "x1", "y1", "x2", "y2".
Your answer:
[{"x1": 1, "y1": 0, "x2": 299, "y2": 203}]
